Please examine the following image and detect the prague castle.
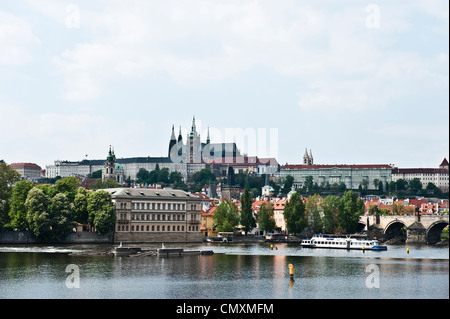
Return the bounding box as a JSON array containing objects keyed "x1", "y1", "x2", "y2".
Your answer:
[{"x1": 45, "y1": 117, "x2": 279, "y2": 182}]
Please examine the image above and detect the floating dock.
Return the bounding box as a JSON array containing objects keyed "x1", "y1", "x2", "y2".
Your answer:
[{"x1": 112, "y1": 246, "x2": 213, "y2": 257}]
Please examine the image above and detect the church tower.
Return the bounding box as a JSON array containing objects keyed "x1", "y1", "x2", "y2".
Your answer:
[
  {"x1": 168, "y1": 125, "x2": 176, "y2": 157},
  {"x1": 303, "y1": 148, "x2": 313, "y2": 165},
  {"x1": 187, "y1": 116, "x2": 201, "y2": 163},
  {"x1": 102, "y1": 146, "x2": 124, "y2": 183}
]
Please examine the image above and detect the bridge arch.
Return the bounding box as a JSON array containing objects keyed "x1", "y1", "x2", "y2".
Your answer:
[
  {"x1": 384, "y1": 220, "x2": 407, "y2": 240},
  {"x1": 426, "y1": 220, "x2": 449, "y2": 243}
]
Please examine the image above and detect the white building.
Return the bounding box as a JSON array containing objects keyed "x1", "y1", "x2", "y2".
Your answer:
[{"x1": 391, "y1": 158, "x2": 449, "y2": 191}]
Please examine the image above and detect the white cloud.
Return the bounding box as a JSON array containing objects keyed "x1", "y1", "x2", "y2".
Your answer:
[{"x1": 0, "y1": 11, "x2": 41, "y2": 65}]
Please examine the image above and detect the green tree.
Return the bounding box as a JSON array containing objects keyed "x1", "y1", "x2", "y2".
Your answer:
[
  {"x1": 136, "y1": 168, "x2": 150, "y2": 183},
  {"x1": 281, "y1": 175, "x2": 294, "y2": 194},
  {"x1": 240, "y1": 189, "x2": 255, "y2": 234},
  {"x1": 306, "y1": 194, "x2": 323, "y2": 234},
  {"x1": 87, "y1": 190, "x2": 116, "y2": 235},
  {"x1": 74, "y1": 187, "x2": 91, "y2": 224},
  {"x1": 48, "y1": 193, "x2": 76, "y2": 241},
  {"x1": 25, "y1": 187, "x2": 52, "y2": 241},
  {"x1": 89, "y1": 178, "x2": 119, "y2": 190},
  {"x1": 283, "y1": 191, "x2": 307, "y2": 234},
  {"x1": 91, "y1": 170, "x2": 102, "y2": 179},
  {"x1": 214, "y1": 200, "x2": 240, "y2": 232},
  {"x1": 321, "y1": 195, "x2": 340, "y2": 233},
  {"x1": 304, "y1": 176, "x2": 314, "y2": 193},
  {"x1": 338, "y1": 190, "x2": 364, "y2": 233},
  {"x1": 8, "y1": 180, "x2": 34, "y2": 230},
  {"x1": 191, "y1": 168, "x2": 216, "y2": 185},
  {"x1": 0, "y1": 162, "x2": 21, "y2": 228},
  {"x1": 258, "y1": 202, "x2": 276, "y2": 234},
  {"x1": 409, "y1": 178, "x2": 422, "y2": 194},
  {"x1": 51, "y1": 176, "x2": 80, "y2": 201}
]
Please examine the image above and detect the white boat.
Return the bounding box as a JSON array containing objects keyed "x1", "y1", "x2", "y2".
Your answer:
[{"x1": 301, "y1": 234, "x2": 387, "y2": 251}]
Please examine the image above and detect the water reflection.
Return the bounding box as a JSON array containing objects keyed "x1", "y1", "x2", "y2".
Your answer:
[{"x1": 0, "y1": 244, "x2": 448, "y2": 299}]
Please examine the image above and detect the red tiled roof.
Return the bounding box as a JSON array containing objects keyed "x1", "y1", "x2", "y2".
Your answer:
[
  {"x1": 440, "y1": 158, "x2": 449, "y2": 167},
  {"x1": 9, "y1": 163, "x2": 41, "y2": 169},
  {"x1": 392, "y1": 168, "x2": 448, "y2": 174},
  {"x1": 282, "y1": 164, "x2": 392, "y2": 170}
]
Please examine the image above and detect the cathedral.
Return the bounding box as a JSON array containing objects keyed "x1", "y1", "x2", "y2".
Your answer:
[{"x1": 168, "y1": 116, "x2": 241, "y2": 164}]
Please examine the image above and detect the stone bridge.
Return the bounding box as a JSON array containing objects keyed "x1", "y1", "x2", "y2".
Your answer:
[{"x1": 359, "y1": 214, "x2": 449, "y2": 243}]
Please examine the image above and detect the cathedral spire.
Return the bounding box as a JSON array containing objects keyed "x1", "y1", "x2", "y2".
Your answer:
[
  {"x1": 168, "y1": 125, "x2": 177, "y2": 157},
  {"x1": 206, "y1": 126, "x2": 210, "y2": 144},
  {"x1": 190, "y1": 115, "x2": 197, "y2": 137},
  {"x1": 178, "y1": 126, "x2": 183, "y2": 142}
]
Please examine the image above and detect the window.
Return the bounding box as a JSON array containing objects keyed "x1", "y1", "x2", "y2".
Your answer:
[{"x1": 146, "y1": 225, "x2": 149, "y2": 231}]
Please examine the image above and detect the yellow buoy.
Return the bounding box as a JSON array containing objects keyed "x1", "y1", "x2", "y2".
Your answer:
[{"x1": 288, "y1": 264, "x2": 294, "y2": 279}]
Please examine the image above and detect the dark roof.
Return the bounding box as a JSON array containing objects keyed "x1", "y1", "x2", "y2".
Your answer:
[{"x1": 392, "y1": 168, "x2": 448, "y2": 174}]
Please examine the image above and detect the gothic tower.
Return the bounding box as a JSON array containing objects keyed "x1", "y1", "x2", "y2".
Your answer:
[
  {"x1": 303, "y1": 148, "x2": 313, "y2": 165},
  {"x1": 187, "y1": 116, "x2": 201, "y2": 163},
  {"x1": 168, "y1": 125, "x2": 176, "y2": 157}
]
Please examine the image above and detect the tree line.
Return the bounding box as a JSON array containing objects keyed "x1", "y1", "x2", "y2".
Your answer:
[
  {"x1": 0, "y1": 169, "x2": 115, "y2": 242},
  {"x1": 213, "y1": 189, "x2": 365, "y2": 236}
]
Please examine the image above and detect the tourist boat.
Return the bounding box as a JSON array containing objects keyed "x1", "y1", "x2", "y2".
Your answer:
[{"x1": 301, "y1": 234, "x2": 387, "y2": 251}]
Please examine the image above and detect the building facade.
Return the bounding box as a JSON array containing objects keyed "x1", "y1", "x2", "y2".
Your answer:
[
  {"x1": 105, "y1": 188, "x2": 202, "y2": 243},
  {"x1": 9, "y1": 163, "x2": 42, "y2": 181},
  {"x1": 277, "y1": 164, "x2": 393, "y2": 190},
  {"x1": 391, "y1": 158, "x2": 449, "y2": 191}
]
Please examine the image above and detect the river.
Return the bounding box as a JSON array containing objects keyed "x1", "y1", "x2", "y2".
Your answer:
[{"x1": 0, "y1": 243, "x2": 448, "y2": 299}]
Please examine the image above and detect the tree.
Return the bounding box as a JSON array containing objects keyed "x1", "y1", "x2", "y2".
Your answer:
[
  {"x1": 136, "y1": 168, "x2": 150, "y2": 183},
  {"x1": 281, "y1": 175, "x2": 294, "y2": 194},
  {"x1": 304, "y1": 176, "x2": 314, "y2": 193},
  {"x1": 214, "y1": 200, "x2": 240, "y2": 232},
  {"x1": 283, "y1": 191, "x2": 307, "y2": 234},
  {"x1": 89, "y1": 178, "x2": 119, "y2": 190},
  {"x1": 48, "y1": 193, "x2": 76, "y2": 241},
  {"x1": 74, "y1": 187, "x2": 91, "y2": 224},
  {"x1": 306, "y1": 194, "x2": 323, "y2": 234},
  {"x1": 91, "y1": 170, "x2": 102, "y2": 179},
  {"x1": 8, "y1": 180, "x2": 34, "y2": 230},
  {"x1": 87, "y1": 190, "x2": 116, "y2": 235},
  {"x1": 409, "y1": 178, "x2": 422, "y2": 194},
  {"x1": 338, "y1": 190, "x2": 364, "y2": 233},
  {"x1": 25, "y1": 187, "x2": 52, "y2": 241},
  {"x1": 0, "y1": 162, "x2": 21, "y2": 228},
  {"x1": 240, "y1": 189, "x2": 255, "y2": 234},
  {"x1": 51, "y1": 176, "x2": 80, "y2": 202},
  {"x1": 321, "y1": 195, "x2": 340, "y2": 233},
  {"x1": 258, "y1": 202, "x2": 276, "y2": 234}
]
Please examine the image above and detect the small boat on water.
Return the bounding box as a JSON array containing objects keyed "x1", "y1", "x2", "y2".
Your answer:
[{"x1": 301, "y1": 234, "x2": 387, "y2": 251}]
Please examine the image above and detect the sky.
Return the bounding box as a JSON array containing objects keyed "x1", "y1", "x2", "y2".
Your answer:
[{"x1": 0, "y1": 0, "x2": 448, "y2": 170}]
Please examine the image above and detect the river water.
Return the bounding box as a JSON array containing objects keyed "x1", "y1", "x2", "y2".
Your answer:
[{"x1": 0, "y1": 243, "x2": 448, "y2": 299}]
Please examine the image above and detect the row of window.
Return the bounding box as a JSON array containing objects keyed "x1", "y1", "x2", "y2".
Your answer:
[
  {"x1": 118, "y1": 202, "x2": 189, "y2": 211},
  {"x1": 117, "y1": 224, "x2": 200, "y2": 232}
]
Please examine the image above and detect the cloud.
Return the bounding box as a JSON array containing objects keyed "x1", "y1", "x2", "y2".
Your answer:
[
  {"x1": 0, "y1": 11, "x2": 41, "y2": 65},
  {"x1": 24, "y1": 0, "x2": 448, "y2": 113}
]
